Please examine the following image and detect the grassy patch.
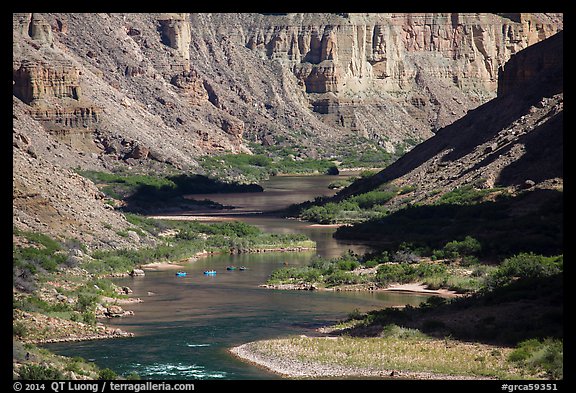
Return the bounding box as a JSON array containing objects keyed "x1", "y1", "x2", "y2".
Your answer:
[
  {"x1": 249, "y1": 333, "x2": 527, "y2": 379},
  {"x1": 199, "y1": 152, "x2": 339, "y2": 183},
  {"x1": 76, "y1": 170, "x2": 263, "y2": 213}
]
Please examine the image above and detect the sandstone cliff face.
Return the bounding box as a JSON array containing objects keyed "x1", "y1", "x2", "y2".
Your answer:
[
  {"x1": 242, "y1": 13, "x2": 560, "y2": 95},
  {"x1": 336, "y1": 30, "x2": 563, "y2": 206},
  {"x1": 231, "y1": 13, "x2": 561, "y2": 135},
  {"x1": 157, "y1": 13, "x2": 192, "y2": 68},
  {"x1": 13, "y1": 60, "x2": 80, "y2": 104},
  {"x1": 12, "y1": 13, "x2": 563, "y2": 248},
  {"x1": 13, "y1": 13, "x2": 562, "y2": 167}
]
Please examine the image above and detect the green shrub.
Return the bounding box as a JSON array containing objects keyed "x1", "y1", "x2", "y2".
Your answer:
[
  {"x1": 380, "y1": 324, "x2": 427, "y2": 339},
  {"x1": 509, "y1": 338, "x2": 563, "y2": 379},
  {"x1": 82, "y1": 311, "x2": 97, "y2": 325},
  {"x1": 13, "y1": 231, "x2": 67, "y2": 280},
  {"x1": 335, "y1": 258, "x2": 360, "y2": 271},
  {"x1": 363, "y1": 259, "x2": 380, "y2": 268},
  {"x1": 98, "y1": 368, "x2": 118, "y2": 380},
  {"x1": 349, "y1": 190, "x2": 396, "y2": 209},
  {"x1": 443, "y1": 236, "x2": 482, "y2": 257},
  {"x1": 18, "y1": 364, "x2": 64, "y2": 380},
  {"x1": 487, "y1": 253, "x2": 563, "y2": 289},
  {"x1": 13, "y1": 321, "x2": 28, "y2": 338},
  {"x1": 76, "y1": 292, "x2": 98, "y2": 313},
  {"x1": 376, "y1": 262, "x2": 447, "y2": 285},
  {"x1": 268, "y1": 267, "x2": 322, "y2": 284},
  {"x1": 64, "y1": 357, "x2": 87, "y2": 375},
  {"x1": 376, "y1": 263, "x2": 414, "y2": 284},
  {"x1": 433, "y1": 236, "x2": 482, "y2": 261},
  {"x1": 324, "y1": 270, "x2": 363, "y2": 286},
  {"x1": 435, "y1": 185, "x2": 497, "y2": 205}
]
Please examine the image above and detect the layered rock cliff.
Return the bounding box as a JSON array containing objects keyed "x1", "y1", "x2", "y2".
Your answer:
[
  {"x1": 12, "y1": 12, "x2": 562, "y2": 247},
  {"x1": 335, "y1": 30, "x2": 563, "y2": 206},
  {"x1": 13, "y1": 13, "x2": 562, "y2": 167},
  {"x1": 225, "y1": 13, "x2": 561, "y2": 137}
]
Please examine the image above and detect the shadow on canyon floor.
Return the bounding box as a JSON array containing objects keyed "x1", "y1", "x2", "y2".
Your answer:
[
  {"x1": 338, "y1": 273, "x2": 563, "y2": 347},
  {"x1": 334, "y1": 188, "x2": 563, "y2": 259}
]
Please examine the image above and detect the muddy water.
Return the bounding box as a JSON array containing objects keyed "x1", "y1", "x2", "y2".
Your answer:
[{"x1": 46, "y1": 175, "x2": 431, "y2": 379}]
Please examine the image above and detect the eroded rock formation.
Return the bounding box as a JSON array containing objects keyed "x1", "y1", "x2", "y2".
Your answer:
[
  {"x1": 157, "y1": 13, "x2": 192, "y2": 70},
  {"x1": 13, "y1": 60, "x2": 81, "y2": 104},
  {"x1": 336, "y1": 31, "x2": 563, "y2": 206},
  {"x1": 237, "y1": 13, "x2": 561, "y2": 134},
  {"x1": 12, "y1": 13, "x2": 563, "y2": 247}
]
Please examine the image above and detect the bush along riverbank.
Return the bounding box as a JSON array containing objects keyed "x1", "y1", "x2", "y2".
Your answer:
[
  {"x1": 199, "y1": 136, "x2": 399, "y2": 184},
  {"x1": 12, "y1": 216, "x2": 315, "y2": 380},
  {"x1": 247, "y1": 246, "x2": 563, "y2": 380},
  {"x1": 75, "y1": 170, "x2": 264, "y2": 214},
  {"x1": 262, "y1": 237, "x2": 489, "y2": 293}
]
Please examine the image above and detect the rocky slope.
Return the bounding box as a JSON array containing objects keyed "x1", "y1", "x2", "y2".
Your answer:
[
  {"x1": 328, "y1": 30, "x2": 563, "y2": 256},
  {"x1": 334, "y1": 30, "x2": 563, "y2": 205},
  {"x1": 13, "y1": 13, "x2": 562, "y2": 163},
  {"x1": 12, "y1": 13, "x2": 562, "y2": 248}
]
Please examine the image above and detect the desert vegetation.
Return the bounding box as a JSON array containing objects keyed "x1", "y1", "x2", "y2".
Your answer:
[{"x1": 259, "y1": 250, "x2": 563, "y2": 379}]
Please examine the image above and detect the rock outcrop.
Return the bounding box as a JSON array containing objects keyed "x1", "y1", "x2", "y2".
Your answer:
[
  {"x1": 236, "y1": 13, "x2": 562, "y2": 134},
  {"x1": 13, "y1": 59, "x2": 80, "y2": 104},
  {"x1": 157, "y1": 13, "x2": 192, "y2": 69},
  {"x1": 335, "y1": 30, "x2": 563, "y2": 205},
  {"x1": 12, "y1": 13, "x2": 563, "y2": 248}
]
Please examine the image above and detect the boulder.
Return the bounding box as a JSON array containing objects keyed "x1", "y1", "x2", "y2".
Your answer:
[
  {"x1": 522, "y1": 179, "x2": 536, "y2": 189},
  {"x1": 105, "y1": 305, "x2": 125, "y2": 318},
  {"x1": 129, "y1": 269, "x2": 145, "y2": 277},
  {"x1": 126, "y1": 144, "x2": 149, "y2": 159}
]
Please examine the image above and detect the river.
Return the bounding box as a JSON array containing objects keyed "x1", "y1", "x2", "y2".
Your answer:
[{"x1": 45, "y1": 174, "x2": 431, "y2": 379}]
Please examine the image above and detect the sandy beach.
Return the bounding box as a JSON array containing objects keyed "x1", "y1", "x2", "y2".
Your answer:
[
  {"x1": 262, "y1": 281, "x2": 461, "y2": 298},
  {"x1": 381, "y1": 282, "x2": 461, "y2": 297}
]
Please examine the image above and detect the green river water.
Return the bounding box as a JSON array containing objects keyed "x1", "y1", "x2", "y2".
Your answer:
[{"x1": 45, "y1": 175, "x2": 431, "y2": 379}]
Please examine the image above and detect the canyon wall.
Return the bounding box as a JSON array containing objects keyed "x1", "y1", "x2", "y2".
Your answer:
[
  {"x1": 13, "y1": 13, "x2": 563, "y2": 166},
  {"x1": 230, "y1": 13, "x2": 561, "y2": 134},
  {"x1": 336, "y1": 30, "x2": 563, "y2": 206},
  {"x1": 12, "y1": 13, "x2": 563, "y2": 247}
]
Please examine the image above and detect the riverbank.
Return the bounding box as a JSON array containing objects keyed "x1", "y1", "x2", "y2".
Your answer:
[
  {"x1": 13, "y1": 309, "x2": 134, "y2": 345},
  {"x1": 147, "y1": 214, "x2": 237, "y2": 221},
  {"x1": 259, "y1": 281, "x2": 460, "y2": 298},
  {"x1": 382, "y1": 282, "x2": 461, "y2": 297},
  {"x1": 229, "y1": 336, "x2": 517, "y2": 379}
]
